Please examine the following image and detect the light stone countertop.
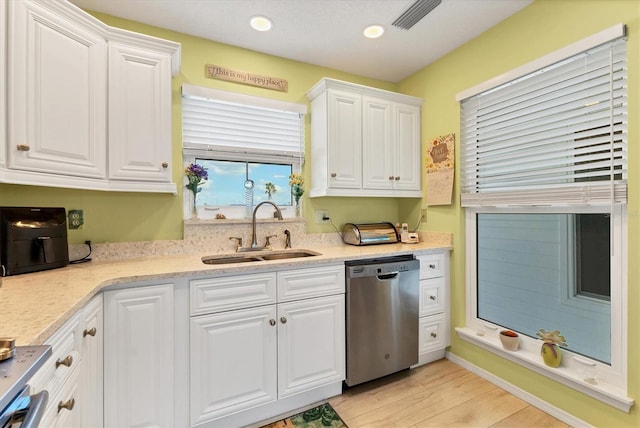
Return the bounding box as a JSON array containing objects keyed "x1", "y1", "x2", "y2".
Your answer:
[{"x1": 0, "y1": 239, "x2": 452, "y2": 346}]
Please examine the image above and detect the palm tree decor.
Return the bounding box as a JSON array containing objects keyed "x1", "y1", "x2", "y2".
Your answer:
[{"x1": 265, "y1": 182, "x2": 277, "y2": 199}]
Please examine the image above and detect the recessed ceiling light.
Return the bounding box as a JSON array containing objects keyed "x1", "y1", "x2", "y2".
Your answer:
[
  {"x1": 250, "y1": 16, "x2": 273, "y2": 32},
  {"x1": 364, "y1": 25, "x2": 385, "y2": 39}
]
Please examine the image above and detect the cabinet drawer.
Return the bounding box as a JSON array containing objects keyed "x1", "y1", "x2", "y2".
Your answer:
[
  {"x1": 417, "y1": 253, "x2": 446, "y2": 279},
  {"x1": 30, "y1": 313, "x2": 81, "y2": 395},
  {"x1": 418, "y1": 314, "x2": 446, "y2": 355},
  {"x1": 419, "y1": 277, "x2": 445, "y2": 316},
  {"x1": 190, "y1": 272, "x2": 277, "y2": 315},
  {"x1": 277, "y1": 265, "x2": 345, "y2": 302},
  {"x1": 39, "y1": 364, "x2": 81, "y2": 428}
]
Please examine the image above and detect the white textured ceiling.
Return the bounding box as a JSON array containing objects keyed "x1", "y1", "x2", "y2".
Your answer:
[{"x1": 69, "y1": 0, "x2": 532, "y2": 83}]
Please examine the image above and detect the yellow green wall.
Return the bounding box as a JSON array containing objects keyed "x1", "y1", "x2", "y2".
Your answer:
[
  {"x1": 0, "y1": 11, "x2": 419, "y2": 244},
  {"x1": 399, "y1": 0, "x2": 639, "y2": 426}
]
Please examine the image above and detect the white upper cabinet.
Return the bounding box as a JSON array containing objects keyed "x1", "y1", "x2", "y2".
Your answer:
[
  {"x1": 2, "y1": 0, "x2": 181, "y2": 193},
  {"x1": 107, "y1": 41, "x2": 173, "y2": 185},
  {"x1": 307, "y1": 78, "x2": 423, "y2": 198},
  {"x1": 7, "y1": 0, "x2": 107, "y2": 179}
]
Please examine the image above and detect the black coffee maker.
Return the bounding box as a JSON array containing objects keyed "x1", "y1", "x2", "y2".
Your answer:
[{"x1": 0, "y1": 207, "x2": 69, "y2": 276}]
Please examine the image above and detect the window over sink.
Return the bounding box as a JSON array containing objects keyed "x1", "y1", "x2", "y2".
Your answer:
[{"x1": 181, "y1": 84, "x2": 306, "y2": 219}]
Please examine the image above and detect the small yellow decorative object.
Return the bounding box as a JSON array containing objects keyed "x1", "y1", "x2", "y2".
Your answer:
[
  {"x1": 215, "y1": 213, "x2": 226, "y2": 219},
  {"x1": 537, "y1": 329, "x2": 567, "y2": 368}
]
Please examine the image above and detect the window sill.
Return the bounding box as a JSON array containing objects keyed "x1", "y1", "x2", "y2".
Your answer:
[
  {"x1": 184, "y1": 217, "x2": 306, "y2": 225},
  {"x1": 455, "y1": 327, "x2": 634, "y2": 412}
]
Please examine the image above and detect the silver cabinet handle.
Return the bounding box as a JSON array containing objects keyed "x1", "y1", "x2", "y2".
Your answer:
[
  {"x1": 16, "y1": 144, "x2": 30, "y2": 151},
  {"x1": 57, "y1": 398, "x2": 75, "y2": 413},
  {"x1": 55, "y1": 355, "x2": 73, "y2": 369},
  {"x1": 83, "y1": 327, "x2": 97, "y2": 337},
  {"x1": 269, "y1": 319, "x2": 276, "y2": 326},
  {"x1": 280, "y1": 317, "x2": 287, "y2": 324},
  {"x1": 430, "y1": 332, "x2": 438, "y2": 338},
  {"x1": 429, "y1": 295, "x2": 436, "y2": 301}
]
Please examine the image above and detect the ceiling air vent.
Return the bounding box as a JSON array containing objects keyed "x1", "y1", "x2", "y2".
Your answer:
[{"x1": 392, "y1": 0, "x2": 442, "y2": 30}]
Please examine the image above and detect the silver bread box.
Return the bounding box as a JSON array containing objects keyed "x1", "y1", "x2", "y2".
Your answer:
[{"x1": 342, "y1": 222, "x2": 399, "y2": 246}]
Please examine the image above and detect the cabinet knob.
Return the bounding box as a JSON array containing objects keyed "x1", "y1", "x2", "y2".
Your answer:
[
  {"x1": 16, "y1": 144, "x2": 30, "y2": 151},
  {"x1": 430, "y1": 332, "x2": 438, "y2": 338},
  {"x1": 57, "y1": 398, "x2": 75, "y2": 413},
  {"x1": 269, "y1": 319, "x2": 276, "y2": 326},
  {"x1": 330, "y1": 173, "x2": 337, "y2": 178},
  {"x1": 55, "y1": 355, "x2": 73, "y2": 369},
  {"x1": 429, "y1": 295, "x2": 437, "y2": 301},
  {"x1": 280, "y1": 316, "x2": 287, "y2": 324},
  {"x1": 388, "y1": 176, "x2": 394, "y2": 180},
  {"x1": 429, "y1": 264, "x2": 436, "y2": 269},
  {"x1": 161, "y1": 162, "x2": 169, "y2": 168},
  {"x1": 395, "y1": 176, "x2": 400, "y2": 180},
  {"x1": 83, "y1": 327, "x2": 97, "y2": 337}
]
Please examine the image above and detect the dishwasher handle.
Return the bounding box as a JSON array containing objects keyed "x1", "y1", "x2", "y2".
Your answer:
[{"x1": 377, "y1": 272, "x2": 399, "y2": 280}]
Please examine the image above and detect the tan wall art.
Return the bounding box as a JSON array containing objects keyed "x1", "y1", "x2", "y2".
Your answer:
[{"x1": 425, "y1": 133, "x2": 454, "y2": 206}]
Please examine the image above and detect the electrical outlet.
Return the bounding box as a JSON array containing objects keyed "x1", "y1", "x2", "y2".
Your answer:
[
  {"x1": 315, "y1": 210, "x2": 329, "y2": 224},
  {"x1": 68, "y1": 209, "x2": 84, "y2": 229}
]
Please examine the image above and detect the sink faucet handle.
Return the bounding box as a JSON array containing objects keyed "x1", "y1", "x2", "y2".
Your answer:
[
  {"x1": 284, "y1": 229, "x2": 292, "y2": 249},
  {"x1": 229, "y1": 236, "x2": 243, "y2": 251},
  {"x1": 264, "y1": 235, "x2": 277, "y2": 249}
]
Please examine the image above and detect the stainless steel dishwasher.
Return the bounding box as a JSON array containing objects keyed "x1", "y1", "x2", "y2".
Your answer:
[{"x1": 345, "y1": 254, "x2": 420, "y2": 386}]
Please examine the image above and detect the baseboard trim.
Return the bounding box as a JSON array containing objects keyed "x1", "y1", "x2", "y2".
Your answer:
[{"x1": 446, "y1": 352, "x2": 593, "y2": 428}]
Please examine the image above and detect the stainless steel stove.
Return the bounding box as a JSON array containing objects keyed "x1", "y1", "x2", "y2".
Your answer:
[{"x1": 0, "y1": 345, "x2": 51, "y2": 426}]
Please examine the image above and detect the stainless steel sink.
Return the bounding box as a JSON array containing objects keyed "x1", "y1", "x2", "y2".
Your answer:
[
  {"x1": 202, "y1": 249, "x2": 320, "y2": 265},
  {"x1": 201, "y1": 255, "x2": 263, "y2": 264}
]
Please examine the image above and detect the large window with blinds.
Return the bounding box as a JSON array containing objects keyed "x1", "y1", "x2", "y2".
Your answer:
[
  {"x1": 459, "y1": 25, "x2": 628, "y2": 391},
  {"x1": 181, "y1": 84, "x2": 306, "y2": 219}
]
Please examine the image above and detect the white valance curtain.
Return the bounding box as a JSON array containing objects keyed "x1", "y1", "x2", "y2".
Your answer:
[
  {"x1": 181, "y1": 84, "x2": 305, "y2": 163},
  {"x1": 459, "y1": 27, "x2": 627, "y2": 207}
]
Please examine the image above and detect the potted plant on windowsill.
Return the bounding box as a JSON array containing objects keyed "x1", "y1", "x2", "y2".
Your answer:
[
  {"x1": 499, "y1": 330, "x2": 520, "y2": 351},
  {"x1": 537, "y1": 329, "x2": 567, "y2": 368}
]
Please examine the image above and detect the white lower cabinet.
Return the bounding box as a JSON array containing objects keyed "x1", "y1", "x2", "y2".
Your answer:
[
  {"x1": 277, "y1": 295, "x2": 345, "y2": 399},
  {"x1": 30, "y1": 312, "x2": 82, "y2": 428},
  {"x1": 79, "y1": 293, "x2": 103, "y2": 428},
  {"x1": 415, "y1": 252, "x2": 451, "y2": 366},
  {"x1": 190, "y1": 264, "x2": 345, "y2": 427},
  {"x1": 103, "y1": 283, "x2": 178, "y2": 428}
]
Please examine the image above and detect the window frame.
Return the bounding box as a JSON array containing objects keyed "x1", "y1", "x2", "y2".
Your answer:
[
  {"x1": 181, "y1": 85, "x2": 307, "y2": 220},
  {"x1": 456, "y1": 24, "x2": 632, "y2": 409}
]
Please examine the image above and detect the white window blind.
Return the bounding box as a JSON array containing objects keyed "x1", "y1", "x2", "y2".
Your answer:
[
  {"x1": 182, "y1": 84, "x2": 305, "y2": 163},
  {"x1": 460, "y1": 36, "x2": 627, "y2": 207}
]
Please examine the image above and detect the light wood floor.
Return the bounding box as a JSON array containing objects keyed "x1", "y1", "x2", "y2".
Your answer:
[{"x1": 328, "y1": 359, "x2": 571, "y2": 428}]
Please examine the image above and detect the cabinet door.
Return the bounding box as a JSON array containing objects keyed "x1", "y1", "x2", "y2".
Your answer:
[
  {"x1": 190, "y1": 305, "x2": 277, "y2": 425},
  {"x1": 7, "y1": 0, "x2": 107, "y2": 178},
  {"x1": 79, "y1": 294, "x2": 103, "y2": 428},
  {"x1": 104, "y1": 284, "x2": 174, "y2": 428},
  {"x1": 362, "y1": 96, "x2": 393, "y2": 190},
  {"x1": 327, "y1": 89, "x2": 362, "y2": 189},
  {"x1": 108, "y1": 42, "x2": 172, "y2": 182},
  {"x1": 393, "y1": 103, "x2": 421, "y2": 190},
  {"x1": 277, "y1": 294, "x2": 345, "y2": 399}
]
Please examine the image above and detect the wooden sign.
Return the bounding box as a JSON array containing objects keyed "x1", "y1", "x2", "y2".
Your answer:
[{"x1": 205, "y1": 64, "x2": 288, "y2": 92}]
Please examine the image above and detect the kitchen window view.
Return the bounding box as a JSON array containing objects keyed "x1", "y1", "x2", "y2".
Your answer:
[
  {"x1": 476, "y1": 211, "x2": 612, "y2": 363},
  {"x1": 460, "y1": 34, "x2": 627, "y2": 387},
  {"x1": 181, "y1": 84, "x2": 305, "y2": 219},
  {"x1": 192, "y1": 159, "x2": 295, "y2": 218}
]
